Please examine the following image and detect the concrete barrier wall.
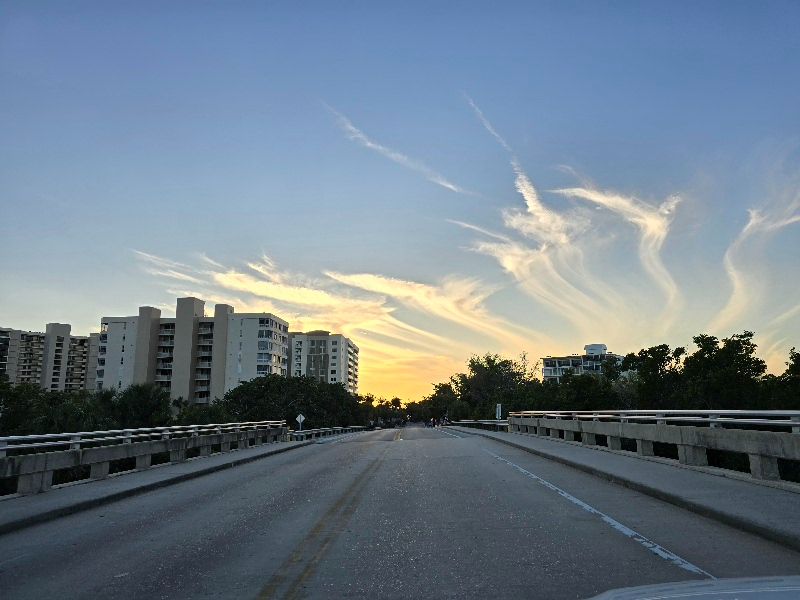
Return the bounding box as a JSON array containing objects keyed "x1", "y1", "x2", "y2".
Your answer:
[
  {"x1": 288, "y1": 426, "x2": 365, "y2": 441},
  {"x1": 509, "y1": 416, "x2": 800, "y2": 482},
  {"x1": 1, "y1": 426, "x2": 287, "y2": 495}
]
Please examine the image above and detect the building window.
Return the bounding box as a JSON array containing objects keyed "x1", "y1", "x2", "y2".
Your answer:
[{"x1": 330, "y1": 370, "x2": 337, "y2": 374}]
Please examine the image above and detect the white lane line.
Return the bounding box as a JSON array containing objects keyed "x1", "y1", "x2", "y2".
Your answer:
[
  {"x1": 438, "y1": 428, "x2": 464, "y2": 439},
  {"x1": 483, "y1": 449, "x2": 715, "y2": 580}
]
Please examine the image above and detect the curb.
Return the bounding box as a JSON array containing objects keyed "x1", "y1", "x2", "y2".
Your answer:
[
  {"x1": 0, "y1": 440, "x2": 315, "y2": 537},
  {"x1": 452, "y1": 427, "x2": 800, "y2": 554}
]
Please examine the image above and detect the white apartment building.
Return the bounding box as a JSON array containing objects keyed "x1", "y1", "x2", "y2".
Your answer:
[
  {"x1": 97, "y1": 297, "x2": 289, "y2": 403},
  {"x1": 289, "y1": 331, "x2": 359, "y2": 394},
  {"x1": 0, "y1": 324, "x2": 99, "y2": 391},
  {"x1": 541, "y1": 343, "x2": 623, "y2": 383},
  {"x1": 225, "y1": 313, "x2": 289, "y2": 391}
]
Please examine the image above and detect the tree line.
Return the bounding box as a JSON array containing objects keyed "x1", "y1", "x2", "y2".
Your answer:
[
  {"x1": 405, "y1": 331, "x2": 800, "y2": 421},
  {"x1": 2, "y1": 330, "x2": 797, "y2": 434},
  {"x1": 0, "y1": 374, "x2": 406, "y2": 436}
]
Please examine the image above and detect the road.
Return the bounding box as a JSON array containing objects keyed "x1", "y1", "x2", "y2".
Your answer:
[{"x1": 1, "y1": 425, "x2": 798, "y2": 599}]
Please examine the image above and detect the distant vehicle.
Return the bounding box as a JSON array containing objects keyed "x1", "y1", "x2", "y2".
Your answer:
[{"x1": 589, "y1": 576, "x2": 800, "y2": 599}]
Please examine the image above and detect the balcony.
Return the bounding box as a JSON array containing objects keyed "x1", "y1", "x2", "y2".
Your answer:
[
  {"x1": 157, "y1": 351, "x2": 173, "y2": 358},
  {"x1": 197, "y1": 350, "x2": 212, "y2": 357},
  {"x1": 196, "y1": 361, "x2": 212, "y2": 369}
]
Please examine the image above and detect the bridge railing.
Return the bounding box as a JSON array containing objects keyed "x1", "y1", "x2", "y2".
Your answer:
[
  {"x1": 508, "y1": 410, "x2": 800, "y2": 433},
  {"x1": 0, "y1": 420, "x2": 288, "y2": 496},
  {"x1": 450, "y1": 420, "x2": 508, "y2": 431},
  {"x1": 288, "y1": 426, "x2": 365, "y2": 441},
  {"x1": 507, "y1": 410, "x2": 800, "y2": 484}
]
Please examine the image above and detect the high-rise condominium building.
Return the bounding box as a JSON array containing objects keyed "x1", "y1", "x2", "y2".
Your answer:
[
  {"x1": 97, "y1": 297, "x2": 289, "y2": 403},
  {"x1": 541, "y1": 343, "x2": 623, "y2": 383},
  {"x1": 288, "y1": 331, "x2": 359, "y2": 394},
  {"x1": 0, "y1": 324, "x2": 100, "y2": 392}
]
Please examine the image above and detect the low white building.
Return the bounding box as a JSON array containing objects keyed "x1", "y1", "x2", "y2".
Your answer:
[
  {"x1": 541, "y1": 343, "x2": 622, "y2": 383},
  {"x1": 289, "y1": 330, "x2": 359, "y2": 394}
]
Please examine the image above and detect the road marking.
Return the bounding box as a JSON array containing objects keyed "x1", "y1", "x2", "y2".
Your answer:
[
  {"x1": 258, "y1": 449, "x2": 388, "y2": 599},
  {"x1": 438, "y1": 428, "x2": 463, "y2": 439},
  {"x1": 483, "y1": 449, "x2": 715, "y2": 580}
]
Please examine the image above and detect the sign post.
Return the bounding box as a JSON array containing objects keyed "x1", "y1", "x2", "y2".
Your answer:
[
  {"x1": 296, "y1": 413, "x2": 305, "y2": 432},
  {"x1": 496, "y1": 403, "x2": 502, "y2": 420}
]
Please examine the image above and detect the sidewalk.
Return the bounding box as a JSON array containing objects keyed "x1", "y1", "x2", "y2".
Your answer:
[
  {"x1": 451, "y1": 426, "x2": 800, "y2": 553},
  {"x1": 0, "y1": 439, "x2": 314, "y2": 536}
]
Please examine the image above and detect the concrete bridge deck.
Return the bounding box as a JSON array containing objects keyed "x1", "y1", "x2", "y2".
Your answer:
[{"x1": 1, "y1": 425, "x2": 798, "y2": 599}]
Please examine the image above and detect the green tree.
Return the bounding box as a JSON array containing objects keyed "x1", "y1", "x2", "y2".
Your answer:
[
  {"x1": 621, "y1": 344, "x2": 685, "y2": 409},
  {"x1": 681, "y1": 331, "x2": 766, "y2": 409}
]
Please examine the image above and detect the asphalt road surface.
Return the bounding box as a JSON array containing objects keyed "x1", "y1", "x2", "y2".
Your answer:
[{"x1": 1, "y1": 425, "x2": 799, "y2": 599}]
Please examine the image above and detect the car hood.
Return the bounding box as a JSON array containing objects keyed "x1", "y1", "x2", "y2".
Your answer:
[{"x1": 588, "y1": 576, "x2": 800, "y2": 599}]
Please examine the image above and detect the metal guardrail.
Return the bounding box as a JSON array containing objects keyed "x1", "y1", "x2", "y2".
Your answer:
[
  {"x1": 288, "y1": 426, "x2": 365, "y2": 441},
  {"x1": 450, "y1": 420, "x2": 509, "y2": 431},
  {"x1": 0, "y1": 421, "x2": 370, "y2": 497},
  {"x1": 508, "y1": 410, "x2": 800, "y2": 433},
  {"x1": 0, "y1": 421, "x2": 287, "y2": 457},
  {"x1": 0, "y1": 420, "x2": 290, "y2": 496}
]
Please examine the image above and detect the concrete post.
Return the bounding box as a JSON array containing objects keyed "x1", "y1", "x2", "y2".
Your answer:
[
  {"x1": 17, "y1": 470, "x2": 53, "y2": 495},
  {"x1": 90, "y1": 461, "x2": 110, "y2": 479},
  {"x1": 537, "y1": 427, "x2": 549, "y2": 436},
  {"x1": 749, "y1": 454, "x2": 780, "y2": 480},
  {"x1": 198, "y1": 445, "x2": 210, "y2": 457},
  {"x1": 170, "y1": 449, "x2": 186, "y2": 463},
  {"x1": 636, "y1": 439, "x2": 654, "y2": 456},
  {"x1": 582, "y1": 433, "x2": 597, "y2": 445},
  {"x1": 608, "y1": 436, "x2": 622, "y2": 450},
  {"x1": 135, "y1": 454, "x2": 152, "y2": 470},
  {"x1": 678, "y1": 445, "x2": 708, "y2": 466},
  {"x1": 221, "y1": 442, "x2": 231, "y2": 452},
  {"x1": 563, "y1": 431, "x2": 576, "y2": 441}
]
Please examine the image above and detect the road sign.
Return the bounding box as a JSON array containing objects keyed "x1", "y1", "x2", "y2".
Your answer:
[
  {"x1": 296, "y1": 414, "x2": 305, "y2": 431},
  {"x1": 496, "y1": 404, "x2": 502, "y2": 420}
]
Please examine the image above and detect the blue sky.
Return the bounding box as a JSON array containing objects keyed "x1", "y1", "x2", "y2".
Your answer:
[{"x1": 2, "y1": 1, "x2": 799, "y2": 398}]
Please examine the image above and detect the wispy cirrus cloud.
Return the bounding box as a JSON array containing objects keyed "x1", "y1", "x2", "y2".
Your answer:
[
  {"x1": 325, "y1": 271, "x2": 549, "y2": 350},
  {"x1": 326, "y1": 104, "x2": 471, "y2": 195},
  {"x1": 463, "y1": 96, "x2": 630, "y2": 338},
  {"x1": 710, "y1": 194, "x2": 800, "y2": 333},
  {"x1": 133, "y1": 250, "x2": 538, "y2": 399},
  {"x1": 553, "y1": 187, "x2": 682, "y2": 330}
]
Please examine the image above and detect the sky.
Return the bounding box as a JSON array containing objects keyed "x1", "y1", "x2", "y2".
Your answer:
[{"x1": 1, "y1": 1, "x2": 799, "y2": 400}]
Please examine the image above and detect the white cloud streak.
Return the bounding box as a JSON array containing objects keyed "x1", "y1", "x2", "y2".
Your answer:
[
  {"x1": 327, "y1": 105, "x2": 470, "y2": 194},
  {"x1": 553, "y1": 187, "x2": 682, "y2": 329},
  {"x1": 133, "y1": 251, "x2": 543, "y2": 399},
  {"x1": 463, "y1": 96, "x2": 629, "y2": 337},
  {"x1": 711, "y1": 195, "x2": 800, "y2": 333}
]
